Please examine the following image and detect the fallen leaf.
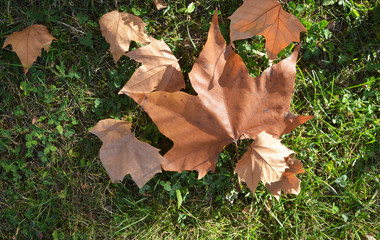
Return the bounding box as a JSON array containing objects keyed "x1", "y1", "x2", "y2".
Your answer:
[
  {"x1": 99, "y1": 10, "x2": 150, "y2": 63},
  {"x1": 119, "y1": 37, "x2": 185, "y2": 94},
  {"x1": 229, "y1": 0, "x2": 306, "y2": 59},
  {"x1": 235, "y1": 131, "x2": 294, "y2": 194},
  {"x1": 90, "y1": 119, "x2": 163, "y2": 188},
  {"x1": 32, "y1": 116, "x2": 38, "y2": 125},
  {"x1": 265, "y1": 155, "x2": 305, "y2": 200},
  {"x1": 2, "y1": 24, "x2": 56, "y2": 74},
  {"x1": 126, "y1": 12, "x2": 312, "y2": 178},
  {"x1": 153, "y1": 0, "x2": 167, "y2": 10}
]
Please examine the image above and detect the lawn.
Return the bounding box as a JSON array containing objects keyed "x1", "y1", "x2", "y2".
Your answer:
[{"x1": 0, "y1": 0, "x2": 379, "y2": 239}]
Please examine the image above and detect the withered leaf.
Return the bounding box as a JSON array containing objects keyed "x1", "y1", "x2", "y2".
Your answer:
[
  {"x1": 99, "y1": 10, "x2": 150, "y2": 63},
  {"x1": 90, "y1": 119, "x2": 163, "y2": 188},
  {"x1": 265, "y1": 155, "x2": 305, "y2": 200},
  {"x1": 119, "y1": 37, "x2": 185, "y2": 94},
  {"x1": 153, "y1": 0, "x2": 167, "y2": 10},
  {"x1": 229, "y1": 0, "x2": 307, "y2": 59},
  {"x1": 126, "y1": 13, "x2": 312, "y2": 178},
  {"x1": 2, "y1": 24, "x2": 56, "y2": 74},
  {"x1": 235, "y1": 131, "x2": 294, "y2": 194}
]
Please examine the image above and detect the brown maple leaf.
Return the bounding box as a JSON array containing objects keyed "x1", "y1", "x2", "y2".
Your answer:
[
  {"x1": 229, "y1": 0, "x2": 307, "y2": 60},
  {"x1": 153, "y1": 0, "x2": 167, "y2": 10},
  {"x1": 99, "y1": 10, "x2": 150, "y2": 63},
  {"x1": 90, "y1": 119, "x2": 163, "y2": 188},
  {"x1": 265, "y1": 155, "x2": 304, "y2": 200},
  {"x1": 119, "y1": 37, "x2": 185, "y2": 94},
  {"x1": 125, "y1": 12, "x2": 312, "y2": 178},
  {"x1": 235, "y1": 131, "x2": 294, "y2": 194},
  {"x1": 2, "y1": 24, "x2": 56, "y2": 74}
]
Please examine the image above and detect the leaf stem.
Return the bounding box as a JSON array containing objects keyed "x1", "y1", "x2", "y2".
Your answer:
[
  {"x1": 234, "y1": 141, "x2": 242, "y2": 192},
  {"x1": 234, "y1": 141, "x2": 239, "y2": 162}
]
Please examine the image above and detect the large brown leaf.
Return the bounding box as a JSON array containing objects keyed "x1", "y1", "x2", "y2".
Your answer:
[
  {"x1": 99, "y1": 10, "x2": 150, "y2": 63},
  {"x1": 90, "y1": 119, "x2": 163, "y2": 188},
  {"x1": 265, "y1": 155, "x2": 305, "y2": 200},
  {"x1": 126, "y1": 12, "x2": 312, "y2": 178},
  {"x1": 235, "y1": 131, "x2": 294, "y2": 194},
  {"x1": 229, "y1": 0, "x2": 306, "y2": 60},
  {"x1": 119, "y1": 37, "x2": 185, "y2": 94},
  {"x1": 2, "y1": 24, "x2": 56, "y2": 74}
]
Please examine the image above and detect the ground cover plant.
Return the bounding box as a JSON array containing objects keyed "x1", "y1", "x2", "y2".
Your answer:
[{"x1": 1, "y1": 0, "x2": 379, "y2": 239}]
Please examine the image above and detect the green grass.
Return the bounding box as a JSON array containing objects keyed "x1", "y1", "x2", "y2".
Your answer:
[{"x1": 1, "y1": 0, "x2": 379, "y2": 239}]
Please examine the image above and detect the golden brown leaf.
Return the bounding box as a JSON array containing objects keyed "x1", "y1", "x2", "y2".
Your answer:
[
  {"x1": 2, "y1": 24, "x2": 56, "y2": 74},
  {"x1": 229, "y1": 0, "x2": 306, "y2": 59},
  {"x1": 153, "y1": 0, "x2": 167, "y2": 10},
  {"x1": 235, "y1": 131, "x2": 294, "y2": 194},
  {"x1": 99, "y1": 10, "x2": 150, "y2": 63},
  {"x1": 126, "y1": 13, "x2": 312, "y2": 178},
  {"x1": 119, "y1": 37, "x2": 185, "y2": 94},
  {"x1": 89, "y1": 119, "x2": 163, "y2": 188}
]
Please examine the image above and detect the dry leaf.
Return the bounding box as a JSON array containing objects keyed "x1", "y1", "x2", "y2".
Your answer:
[
  {"x1": 153, "y1": 0, "x2": 167, "y2": 10},
  {"x1": 265, "y1": 155, "x2": 304, "y2": 200},
  {"x1": 125, "y1": 13, "x2": 312, "y2": 178},
  {"x1": 229, "y1": 0, "x2": 307, "y2": 59},
  {"x1": 32, "y1": 116, "x2": 38, "y2": 125},
  {"x1": 235, "y1": 131, "x2": 294, "y2": 194},
  {"x1": 2, "y1": 24, "x2": 56, "y2": 74},
  {"x1": 119, "y1": 37, "x2": 185, "y2": 94},
  {"x1": 90, "y1": 119, "x2": 163, "y2": 188},
  {"x1": 99, "y1": 10, "x2": 150, "y2": 63}
]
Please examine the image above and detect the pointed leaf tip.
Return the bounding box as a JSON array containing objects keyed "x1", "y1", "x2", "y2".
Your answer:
[{"x1": 290, "y1": 43, "x2": 302, "y2": 62}]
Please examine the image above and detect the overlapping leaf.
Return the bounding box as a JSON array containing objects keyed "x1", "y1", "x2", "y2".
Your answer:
[
  {"x1": 2, "y1": 24, "x2": 56, "y2": 74},
  {"x1": 229, "y1": 0, "x2": 306, "y2": 59},
  {"x1": 90, "y1": 119, "x2": 163, "y2": 188},
  {"x1": 265, "y1": 155, "x2": 304, "y2": 199},
  {"x1": 119, "y1": 37, "x2": 185, "y2": 94},
  {"x1": 99, "y1": 10, "x2": 150, "y2": 63},
  {"x1": 235, "y1": 131, "x2": 294, "y2": 195},
  {"x1": 125, "y1": 12, "x2": 312, "y2": 178}
]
